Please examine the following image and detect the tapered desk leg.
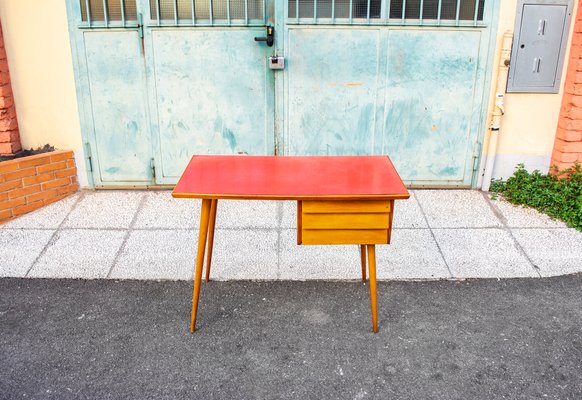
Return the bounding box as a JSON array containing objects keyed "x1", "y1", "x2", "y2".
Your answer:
[
  {"x1": 360, "y1": 245, "x2": 367, "y2": 283},
  {"x1": 367, "y1": 244, "x2": 378, "y2": 333},
  {"x1": 205, "y1": 199, "x2": 218, "y2": 283},
  {"x1": 191, "y1": 198, "x2": 212, "y2": 333}
]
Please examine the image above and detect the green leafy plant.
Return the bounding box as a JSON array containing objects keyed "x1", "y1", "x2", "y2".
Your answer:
[{"x1": 490, "y1": 163, "x2": 582, "y2": 231}]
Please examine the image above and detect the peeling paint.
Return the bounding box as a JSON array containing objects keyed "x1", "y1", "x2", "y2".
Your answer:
[
  {"x1": 329, "y1": 82, "x2": 365, "y2": 87},
  {"x1": 222, "y1": 128, "x2": 237, "y2": 151},
  {"x1": 84, "y1": 31, "x2": 152, "y2": 183},
  {"x1": 151, "y1": 30, "x2": 271, "y2": 178}
]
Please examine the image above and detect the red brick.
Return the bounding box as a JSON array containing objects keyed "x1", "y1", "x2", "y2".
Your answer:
[
  {"x1": 558, "y1": 118, "x2": 582, "y2": 131},
  {"x1": 12, "y1": 201, "x2": 43, "y2": 216},
  {"x1": 567, "y1": 106, "x2": 582, "y2": 119},
  {"x1": 0, "y1": 209, "x2": 12, "y2": 222},
  {"x1": 9, "y1": 130, "x2": 20, "y2": 142},
  {"x1": 0, "y1": 160, "x2": 18, "y2": 174},
  {"x1": 66, "y1": 159, "x2": 76, "y2": 168},
  {"x1": 0, "y1": 61, "x2": 9, "y2": 74},
  {"x1": 22, "y1": 172, "x2": 54, "y2": 186},
  {"x1": 0, "y1": 83, "x2": 12, "y2": 97},
  {"x1": 44, "y1": 194, "x2": 69, "y2": 206},
  {"x1": 0, "y1": 142, "x2": 16, "y2": 155},
  {"x1": 0, "y1": 71, "x2": 9, "y2": 85},
  {"x1": 0, "y1": 196, "x2": 25, "y2": 211},
  {"x1": 571, "y1": 82, "x2": 582, "y2": 95},
  {"x1": 3, "y1": 167, "x2": 36, "y2": 182},
  {"x1": 572, "y1": 33, "x2": 582, "y2": 46},
  {"x1": 18, "y1": 154, "x2": 51, "y2": 168},
  {"x1": 552, "y1": 161, "x2": 577, "y2": 171},
  {"x1": 49, "y1": 151, "x2": 73, "y2": 162},
  {"x1": 8, "y1": 184, "x2": 41, "y2": 200},
  {"x1": 0, "y1": 105, "x2": 16, "y2": 118},
  {"x1": 0, "y1": 117, "x2": 18, "y2": 132},
  {"x1": 36, "y1": 161, "x2": 66, "y2": 174},
  {"x1": 55, "y1": 167, "x2": 77, "y2": 179},
  {"x1": 0, "y1": 129, "x2": 19, "y2": 144},
  {"x1": 557, "y1": 129, "x2": 582, "y2": 141},
  {"x1": 556, "y1": 128, "x2": 582, "y2": 142},
  {"x1": 0, "y1": 192, "x2": 6, "y2": 202},
  {"x1": 0, "y1": 179, "x2": 22, "y2": 193},
  {"x1": 553, "y1": 150, "x2": 579, "y2": 163},
  {"x1": 41, "y1": 177, "x2": 70, "y2": 190},
  {"x1": 57, "y1": 184, "x2": 78, "y2": 196},
  {"x1": 0, "y1": 95, "x2": 13, "y2": 109},
  {"x1": 27, "y1": 189, "x2": 57, "y2": 204},
  {"x1": 554, "y1": 139, "x2": 582, "y2": 153}
]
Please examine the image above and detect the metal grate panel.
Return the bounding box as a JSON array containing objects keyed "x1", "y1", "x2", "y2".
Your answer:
[
  {"x1": 288, "y1": 0, "x2": 485, "y2": 25},
  {"x1": 80, "y1": 0, "x2": 138, "y2": 25},
  {"x1": 149, "y1": 0, "x2": 265, "y2": 25}
]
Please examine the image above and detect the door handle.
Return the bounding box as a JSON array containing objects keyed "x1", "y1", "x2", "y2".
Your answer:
[{"x1": 254, "y1": 26, "x2": 274, "y2": 47}]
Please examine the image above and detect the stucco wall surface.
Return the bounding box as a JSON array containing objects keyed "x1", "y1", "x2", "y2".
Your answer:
[
  {"x1": 481, "y1": 0, "x2": 578, "y2": 180},
  {"x1": 0, "y1": 0, "x2": 88, "y2": 186}
]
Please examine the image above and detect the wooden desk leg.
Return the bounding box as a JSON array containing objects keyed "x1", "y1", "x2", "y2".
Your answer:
[
  {"x1": 360, "y1": 245, "x2": 367, "y2": 283},
  {"x1": 205, "y1": 199, "x2": 218, "y2": 283},
  {"x1": 191, "y1": 198, "x2": 212, "y2": 333},
  {"x1": 367, "y1": 244, "x2": 378, "y2": 333}
]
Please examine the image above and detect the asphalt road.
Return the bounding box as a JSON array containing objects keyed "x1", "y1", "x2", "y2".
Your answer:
[{"x1": 1, "y1": 276, "x2": 581, "y2": 400}]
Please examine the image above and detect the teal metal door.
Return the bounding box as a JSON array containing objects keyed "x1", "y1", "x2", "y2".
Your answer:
[
  {"x1": 68, "y1": 1, "x2": 154, "y2": 186},
  {"x1": 67, "y1": 0, "x2": 278, "y2": 186},
  {"x1": 143, "y1": 0, "x2": 277, "y2": 184},
  {"x1": 283, "y1": 0, "x2": 497, "y2": 187},
  {"x1": 69, "y1": 0, "x2": 497, "y2": 187}
]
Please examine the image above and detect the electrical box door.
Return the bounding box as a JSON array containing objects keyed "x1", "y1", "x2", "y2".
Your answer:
[{"x1": 507, "y1": 0, "x2": 573, "y2": 93}]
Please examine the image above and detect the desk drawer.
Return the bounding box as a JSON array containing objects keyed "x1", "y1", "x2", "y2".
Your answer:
[{"x1": 298, "y1": 200, "x2": 393, "y2": 245}]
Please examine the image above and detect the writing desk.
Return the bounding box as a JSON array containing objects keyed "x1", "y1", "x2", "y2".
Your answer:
[{"x1": 172, "y1": 156, "x2": 409, "y2": 333}]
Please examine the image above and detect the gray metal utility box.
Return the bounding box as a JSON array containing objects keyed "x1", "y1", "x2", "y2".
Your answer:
[{"x1": 507, "y1": 0, "x2": 574, "y2": 93}]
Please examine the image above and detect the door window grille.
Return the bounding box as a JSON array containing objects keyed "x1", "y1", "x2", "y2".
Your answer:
[
  {"x1": 288, "y1": 0, "x2": 485, "y2": 25},
  {"x1": 79, "y1": 0, "x2": 265, "y2": 27},
  {"x1": 80, "y1": 0, "x2": 138, "y2": 26},
  {"x1": 149, "y1": 0, "x2": 266, "y2": 25}
]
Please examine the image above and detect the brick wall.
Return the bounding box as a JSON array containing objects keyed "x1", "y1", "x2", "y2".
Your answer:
[
  {"x1": 0, "y1": 22, "x2": 21, "y2": 156},
  {"x1": 552, "y1": 4, "x2": 582, "y2": 171},
  {"x1": 0, "y1": 151, "x2": 78, "y2": 223}
]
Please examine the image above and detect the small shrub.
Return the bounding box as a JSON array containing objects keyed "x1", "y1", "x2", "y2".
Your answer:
[{"x1": 490, "y1": 163, "x2": 582, "y2": 231}]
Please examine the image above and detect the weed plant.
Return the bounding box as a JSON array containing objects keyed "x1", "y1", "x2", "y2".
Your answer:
[{"x1": 490, "y1": 163, "x2": 581, "y2": 231}]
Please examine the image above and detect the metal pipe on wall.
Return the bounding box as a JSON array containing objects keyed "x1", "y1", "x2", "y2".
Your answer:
[{"x1": 481, "y1": 30, "x2": 513, "y2": 192}]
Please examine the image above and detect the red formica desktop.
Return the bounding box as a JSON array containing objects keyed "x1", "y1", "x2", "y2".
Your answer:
[{"x1": 173, "y1": 156, "x2": 409, "y2": 333}]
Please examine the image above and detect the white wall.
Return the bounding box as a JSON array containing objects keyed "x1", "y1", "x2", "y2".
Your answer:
[
  {"x1": 0, "y1": 0, "x2": 88, "y2": 187},
  {"x1": 480, "y1": 0, "x2": 577, "y2": 180}
]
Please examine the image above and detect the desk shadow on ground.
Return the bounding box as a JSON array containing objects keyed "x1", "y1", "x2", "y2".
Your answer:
[{"x1": 1, "y1": 276, "x2": 581, "y2": 400}]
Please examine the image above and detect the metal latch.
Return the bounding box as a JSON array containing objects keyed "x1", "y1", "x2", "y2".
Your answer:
[
  {"x1": 254, "y1": 26, "x2": 274, "y2": 47},
  {"x1": 269, "y1": 56, "x2": 284, "y2": 70}
]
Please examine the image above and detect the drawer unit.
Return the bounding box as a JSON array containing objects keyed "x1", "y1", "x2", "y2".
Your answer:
[{"x1": 298, "y1": 200, "x2": 394, "y2": 245}]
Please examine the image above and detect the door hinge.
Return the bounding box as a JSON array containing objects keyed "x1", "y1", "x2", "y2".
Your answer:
[
  {"x1": 150, "y1": 158, "x2": 156, "y2": 180},
  {"x1": 137, "y1": 13, "x2": 145, "y2": 54},
  {"x1": 137, "y1": 13, "x2": 144, "y2": 38},
  {"x1": 472, "y1": 142, "x2": 482, "y2": 172},
  {"x1": 84, "y1": 142, "x2": 93, "y2": 172}
]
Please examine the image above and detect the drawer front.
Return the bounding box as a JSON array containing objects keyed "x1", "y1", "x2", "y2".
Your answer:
[
  {"x1": 299, "y1": 200, "x2": 393, "y2": 245},
  {"x1": 302, "y1": 200, "x2": 391, "y2": 214}
]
